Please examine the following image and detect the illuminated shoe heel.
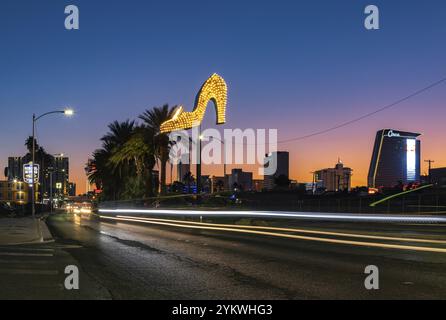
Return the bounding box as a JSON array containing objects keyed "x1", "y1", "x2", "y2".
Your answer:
[
  {"x1": 160, "y1": 73, "x2": 228, "y2": 133},
  {"x1": 194, "y1": 73, "x2": 227, "y2": 125}
]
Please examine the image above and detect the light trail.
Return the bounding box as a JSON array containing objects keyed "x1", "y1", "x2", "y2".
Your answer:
[
  {"x1": 98, "y1": 208, "x2": 446, "y2": 224},
  {"x1": 100, "y1": 215, "x2": 446, "y2": 253},
  {"x1": 116, "y1": 215, "x2": 446, "y2": 245},
  {"x1": 370, "y1": 184, "x2": 434, "y2": 207}
]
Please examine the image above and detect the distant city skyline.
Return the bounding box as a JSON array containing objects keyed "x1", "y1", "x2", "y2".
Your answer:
[{"x1": 1, "y1": 0, "x2": 446, "y2": 194}]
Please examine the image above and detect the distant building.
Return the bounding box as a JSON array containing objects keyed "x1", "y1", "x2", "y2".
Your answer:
[
  {"x1": 315, "y1": 160, "x2": 352, "y2": 192},
  {"x1": 68, "y1": 182, "x2": 77, "y2": 197},
  {"x1": 253, "y1": 179, "x2": 264, "y2": 192},
  {"x1": 211, "y1": 175, "x2": 227, "y2": 193},
  {"x1": 177, "y1": 161, "x2": 191, "y2": 183},
  {"x1": 0, "y1": 180, "x2": 28, "y2": 205},
  {"x1": 429, "y1": 168, "x2": 446, "y2": 186},
  {"x1": 5, "y1": 157, "x2": 23, "y2": 181},
  {"x1": 264, "y1": 151, "x2": 289, "y2": 190},
  {"x1": 368, "y1": 129, "x2": 421, "y2": 188},
  {"x1": 5, "y1": 153, "x2": 72, "y2": 202},
  {"x1": 52, "y1": 154, "x2": 69, "y2": 199},
  {"x1": 228, "y1": 169, "x2": 253, "y2": 191},
  {"x1": 200, "y1": 175, "x2": 211, "y2": 193}
]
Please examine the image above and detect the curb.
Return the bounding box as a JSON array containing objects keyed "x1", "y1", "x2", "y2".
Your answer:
[{"x1": 38, "y1": 219, "x2": 54, "y2": 242}]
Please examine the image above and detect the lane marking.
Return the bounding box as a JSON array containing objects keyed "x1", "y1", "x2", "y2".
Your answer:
[
  {"x1": 0, "y1": 259, "x2": 53, "y2": 265},
  {"x1": 100, "y1": 215, "x2": 446, "y2": 253},
  {"x1": 0, "y1": 269, "x2": 58, "y2": 275},
  {"x1": 116, "y1": 215, "x2": 446, "y2": 245},
  {"x1": 0, "y1": 252, "x2": 54, "y2": 257},
  {"x1": 0, "y1": 247, "x2": 54, "y2": 252}
]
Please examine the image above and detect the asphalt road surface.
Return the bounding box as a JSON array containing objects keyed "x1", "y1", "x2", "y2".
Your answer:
[{"x1": 3, "y1": 213, "x2": 446, "y2": 299}]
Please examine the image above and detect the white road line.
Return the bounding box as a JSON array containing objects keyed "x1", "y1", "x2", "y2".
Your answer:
[
  {"x1": 0, "y1": 252, "x2": 54, "y2": 257},
  {"x1": 0, "y1": 269, "x2": 59, "y2": 275},
  {"x1": 0, "y1": 247, "x2": 54, "y2": 252}
]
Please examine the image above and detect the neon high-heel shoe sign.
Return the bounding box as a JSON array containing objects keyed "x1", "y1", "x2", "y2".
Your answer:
[{"x1": 160, "y1": 74, "x2": 228, "y2": 133}]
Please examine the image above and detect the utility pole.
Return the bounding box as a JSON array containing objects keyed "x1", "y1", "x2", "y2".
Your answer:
[{"x1": 425, "y1": 159, "x2": 435, "y2": 183}]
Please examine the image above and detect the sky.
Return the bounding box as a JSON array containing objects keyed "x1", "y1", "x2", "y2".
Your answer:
[{"x1": 1, "y1": 0, "x2": 446, "y2": 194}]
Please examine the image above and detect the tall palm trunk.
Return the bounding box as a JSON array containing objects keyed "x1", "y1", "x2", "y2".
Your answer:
[
  {"x1": 160, "y1": 150, "x2": 169, "y2": 195},
  {"x1": 146, "y1": 169, "x2": 154, "y2": 198}
]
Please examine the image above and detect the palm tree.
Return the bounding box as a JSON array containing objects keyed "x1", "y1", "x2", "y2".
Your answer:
[
  {"x1": 139, "y1": 104, "x2": 177, "y2": 195},
  {"x1": 109, "y1": 127, "x2": 157, "y2": 198},
  {"x1": 101, "y1": 120, "x2": 135, "y2": 151},
  {"x1": 87, "y1": 120, "x2": 136, "y2": 200}
]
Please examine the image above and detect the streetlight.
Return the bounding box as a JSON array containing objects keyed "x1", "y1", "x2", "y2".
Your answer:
[
  {"x1": 200, "y1": 135, "x2": 227, "y2": 191},
  {"x1": 31, "y1": 108, "x2": 74, "y2": 218}
]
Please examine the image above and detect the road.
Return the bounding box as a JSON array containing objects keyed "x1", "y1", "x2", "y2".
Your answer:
[{"x1": 2, "y1": 212, "x2": 446, "y2": 299}]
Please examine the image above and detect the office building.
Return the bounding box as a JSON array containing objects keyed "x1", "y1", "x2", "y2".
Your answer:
[
  {"x1": 5, "y1": 153, "x2": 72, "y2": 202},
  {"x1": 53, "y1": 154, "x2": 69, "y2": 198},
  {"x1": 264, "y1": 151, "x2": 289, "y2": 190},
  {"x1": 228, "y1": 169, "x2": 253, "y2": 191},
  {"x1": 68, "y1": 182, "x2": 77, "y2": 197},
  {"x1": 177, "y1": 161, "x2": 191, "y2": 183},
  {"x1": 315, "y1": 160, "x2": 352, "y2": 192},
  {"x1": 211, "y1": 175, "x2": 227, "y2": 193},
  {"x1": 5, "y1": 157, "x2": 23, "y2": 181},
  {"x1": 368, "y1": 129, "x2": 421, "y2": 188}
]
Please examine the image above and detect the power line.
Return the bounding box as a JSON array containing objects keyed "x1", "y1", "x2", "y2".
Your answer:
[{"x1": 277, "y1": 75, "x2": 446, "y2": 144}]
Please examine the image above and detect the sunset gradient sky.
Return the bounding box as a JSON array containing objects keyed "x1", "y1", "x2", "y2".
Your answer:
[{"x1": 1, "y1": 0, "x2": 445, "y2": 194}]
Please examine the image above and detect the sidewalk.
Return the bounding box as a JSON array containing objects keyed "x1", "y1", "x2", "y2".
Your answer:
[{"x1": 0, "y1": 217, "x2": 53, "y2": 245}]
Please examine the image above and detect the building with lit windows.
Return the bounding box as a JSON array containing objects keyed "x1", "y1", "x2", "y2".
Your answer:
[
  {"x1": 5, "y1": 157, "x2": 23, "y2": 181},
  {"x1": 0, "y1": 180, "x2": 29, "y2": 205},
  {"x1": 4, "y1": 153, "x2": 73, "y2": 203},
  {"x1": 68, "y1": 182, "x2": 77, "y2": 197},
  {"x1": 368, "y1": 129, "x2": 421, "y2": 188},
  {"x1": 52, "y1": 154, "x2": 69, "y2": 198},
  {"x1": 315, "y1": 160, "x2": 352, "y2": 192}
]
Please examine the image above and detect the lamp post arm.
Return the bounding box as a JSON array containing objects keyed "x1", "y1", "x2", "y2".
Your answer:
[{"x1": 34, "y1": 110, "x2": 65, "y2": 122}]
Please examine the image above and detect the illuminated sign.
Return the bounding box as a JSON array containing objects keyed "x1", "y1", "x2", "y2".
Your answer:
[
  {"x1": 387, "y1": 130, "x2": 400, "y2": 138},
  {"x1": 406, "y1": 139, "x2": 416, "y2": 181},
  {"x1": 160, "y1": 74, "x2": 228, "y2": 133},
  {"x1": 23, "y1": 163, "x2": 39, "y2": 185}
]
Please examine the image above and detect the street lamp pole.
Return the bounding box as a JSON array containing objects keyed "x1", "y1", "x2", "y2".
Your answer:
[
  {"x1": 31, "y1": 109, "x2": 74, "y2": 218},
  {"x1": 31, "y1": 114, "x2": 36, "y2": 218},
  {"x1": 202, "y1": 135, "x2": 226, "y2": 191},
  {"x1": 196, "y1": 126, "x2": 202, "y2": 194}
]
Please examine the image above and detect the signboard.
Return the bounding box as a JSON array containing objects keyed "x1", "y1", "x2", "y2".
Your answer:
[{"x1": 23, "y1": 163, "x2": 39, "y2": 185}]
